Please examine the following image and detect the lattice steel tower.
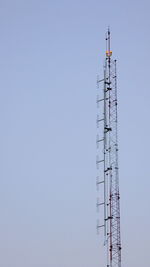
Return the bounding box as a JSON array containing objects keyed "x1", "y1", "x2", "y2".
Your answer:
[{"x1": 96, "y1": 29, "x2": 121, "y2": 267}]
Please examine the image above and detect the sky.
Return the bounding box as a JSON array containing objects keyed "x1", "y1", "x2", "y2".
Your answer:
[{"x1": 0, "y1": 0, "x2": 149, "y2": 266}]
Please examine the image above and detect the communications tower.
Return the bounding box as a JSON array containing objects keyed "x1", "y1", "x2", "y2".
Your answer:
[{"x1": 96, "y1": 29, "x2": 121, "y2": 267}]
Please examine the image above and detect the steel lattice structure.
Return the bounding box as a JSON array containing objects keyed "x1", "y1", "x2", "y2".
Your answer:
[{"x1": 96, "y1": 29, "x2": 121, "y2": 267}]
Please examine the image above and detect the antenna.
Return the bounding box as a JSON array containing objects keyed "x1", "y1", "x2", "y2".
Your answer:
[{"x1": 96, "y1": 29, "x2": 121, "y2": 267}]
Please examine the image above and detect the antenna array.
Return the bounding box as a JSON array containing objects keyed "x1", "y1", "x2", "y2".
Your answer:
[{"x1": 96, "y1": 29, "x2": 121, "y2": 267}]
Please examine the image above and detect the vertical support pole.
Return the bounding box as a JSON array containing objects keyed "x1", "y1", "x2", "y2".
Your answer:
[{"x1": 96, "y1": 29, "x2": 121, "y2": 267}]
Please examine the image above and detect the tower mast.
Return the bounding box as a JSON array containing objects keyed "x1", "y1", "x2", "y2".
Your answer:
[{"x1": 96, "y1": 29, "x2": 121, "y2": 267}]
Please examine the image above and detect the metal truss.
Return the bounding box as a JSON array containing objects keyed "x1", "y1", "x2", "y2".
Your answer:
[{"x1": 96, "y1": 29, "x2": 121, "y2": 267}]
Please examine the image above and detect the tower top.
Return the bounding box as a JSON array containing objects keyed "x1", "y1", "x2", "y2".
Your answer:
[{"x1": 106, "y1": 28, "x2": 112, "y2": 57}]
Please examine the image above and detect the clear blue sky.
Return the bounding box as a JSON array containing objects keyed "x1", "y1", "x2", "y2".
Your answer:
[{"x1": 0, "y1": 0, "x2": 149, "y2": 266}]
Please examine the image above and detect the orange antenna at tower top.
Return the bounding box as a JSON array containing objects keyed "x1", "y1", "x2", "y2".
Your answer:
[{"x1": 106, "y1": 28, "x2": 112, "y2": 57}]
